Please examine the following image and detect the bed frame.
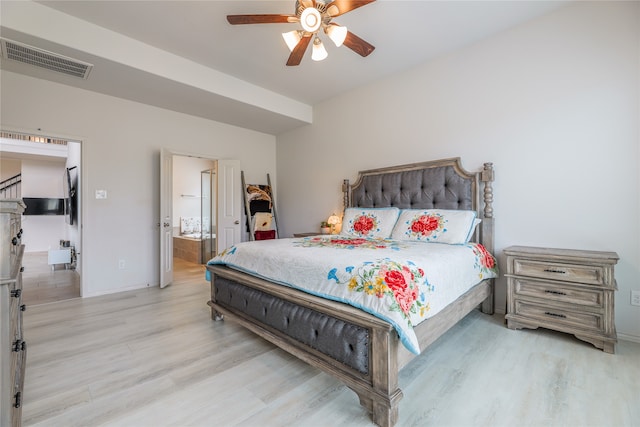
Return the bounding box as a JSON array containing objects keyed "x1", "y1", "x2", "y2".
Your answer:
[{"x1": 206, "y1": 158, "x2": 495, "y2": 426}]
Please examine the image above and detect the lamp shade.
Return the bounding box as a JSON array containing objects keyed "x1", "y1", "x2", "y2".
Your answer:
[
  {"x1": 326, "y1": 25, "x2": 348, "y2": 47},
  {"x1": 282, "y1": 30, "x2": 302, "y2": 51},
  {"x1": 311, "y1": 37, "x2": 328, "y2": 61},
  {"x1": 327, "y1": 215, "x2": 340, "y2": 226}
]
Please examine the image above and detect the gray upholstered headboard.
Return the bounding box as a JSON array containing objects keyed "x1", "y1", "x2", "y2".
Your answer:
[{"x1": 342, "y1": 157, "x2": 494, "y2": 248}]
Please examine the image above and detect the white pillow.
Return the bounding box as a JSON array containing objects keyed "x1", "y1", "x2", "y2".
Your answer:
[
  {"x1": 180, "y1": 217, "x2": 201, "y2": 234},
  {"x1": 390, "y1": 209, "x2": 478, "y2": 244},
  {"x1": 341, "y1": 207, "x2": 400, "y2": 239}
]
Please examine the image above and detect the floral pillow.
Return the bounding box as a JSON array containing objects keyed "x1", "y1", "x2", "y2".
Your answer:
[
  {"x1": 390, "y1": 209, "x2": 478, "y2": 244},
  {"x1": 341, "y1": 207, "x2": 400, "y2": 239}
]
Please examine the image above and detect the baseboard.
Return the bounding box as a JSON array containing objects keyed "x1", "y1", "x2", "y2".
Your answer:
[
  {"x1": 617, "y1": 332, "x2": 640, "y2": 344},
  {"x1": 83, "y1": 282, "x2": 157, "y2": 298}
]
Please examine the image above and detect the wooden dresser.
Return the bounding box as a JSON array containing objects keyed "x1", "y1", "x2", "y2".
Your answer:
[
  {"x1": 504, "y1": 245, "x2": 618, "y2": 353},
  {"x1": 1, "y1": 199, "x2": 26, "y2": 427}
]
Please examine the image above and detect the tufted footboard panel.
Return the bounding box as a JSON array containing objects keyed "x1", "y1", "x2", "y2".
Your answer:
[{"x1": 214, "y1": 275, "x2": 370, "y2": 375}]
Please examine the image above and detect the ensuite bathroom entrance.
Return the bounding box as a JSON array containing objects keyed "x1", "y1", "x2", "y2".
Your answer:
[
  {"x1": 160, "y1": 150, "x2": 240, "y2": 288},
  {"x1": 172, "y1": 156, "x2": 217, "y2": 269}
]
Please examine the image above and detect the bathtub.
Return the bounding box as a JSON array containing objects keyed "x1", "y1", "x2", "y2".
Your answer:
[{"x1": 173, "y1": 233, "x2": 216, "y2": 264}]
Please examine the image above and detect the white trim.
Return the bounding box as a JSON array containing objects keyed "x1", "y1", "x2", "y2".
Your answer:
[{"x1": 618, "y1": 333, "x2": 640, "y2": 344}]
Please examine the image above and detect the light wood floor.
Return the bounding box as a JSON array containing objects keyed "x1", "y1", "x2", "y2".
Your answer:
[
  {"x1": 22, "y1": 262, "x2": 640, "y2": 427},
  {"x1": 22, "y1": 251, "x2": 81, "y2": 306},
  {"x1": 21, "y1": 255, "x2": 200, "y2": 306}
]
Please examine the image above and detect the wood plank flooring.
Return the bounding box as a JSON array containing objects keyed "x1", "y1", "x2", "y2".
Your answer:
[
  {"x1": 22, "y1": 251, "x2": 81, "y2": 305},
  {"x1": 22, "y1": 262, "x2": 640, "y2": 426}
]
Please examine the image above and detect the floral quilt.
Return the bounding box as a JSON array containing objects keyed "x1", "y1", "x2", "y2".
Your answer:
[{"x1": 206, "y1": 236, "x2": 497, "y2": 355}]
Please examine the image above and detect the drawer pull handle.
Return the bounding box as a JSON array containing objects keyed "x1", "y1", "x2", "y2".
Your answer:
[
  {"x1": 543, "y1": 268, "x2": 566, "y2": 274},
  {"x1": 10, "y1": 289, "x2": 21, "y2": 298},
  {"x1": 544, "y1": 290, "x2": 567, "y2": 296},
  {"x1": 13, "y1": 391, "x2": 21, "y2": 409},
  {"x1": 544, "y1": 311, "x2": 567, "y2": 319}
]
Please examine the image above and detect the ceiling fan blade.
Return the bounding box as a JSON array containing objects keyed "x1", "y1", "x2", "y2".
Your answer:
[
  {"x1": 343, "y1": 31, "x2": 375, "y2": 57},
  {"x1": 227, "y1": 14, "x2": 297, "y2": 25},
  {"x1": 286, "y1": 34, "x2": 312, "y2": 66},
  {"x1": 326, "y1": 0, "x2": 375, "y2": 17}
]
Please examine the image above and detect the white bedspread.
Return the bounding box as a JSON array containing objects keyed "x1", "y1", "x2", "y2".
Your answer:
[{"x1": 206, "y1": 236, "x2": 497, "y2": 354}]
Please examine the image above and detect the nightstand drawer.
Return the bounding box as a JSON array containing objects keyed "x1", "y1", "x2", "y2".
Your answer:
[
  {"x1": 512, "y1": 259, "x2": 605, "y2": 286},
  {"x1": 512, "y1": 278, "x2": 603, "y2": 308},
  {"x1": 514, "y1": 300, "x2": 603, "y2": 332}
]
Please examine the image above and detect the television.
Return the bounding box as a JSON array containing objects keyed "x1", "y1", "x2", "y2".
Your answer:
[
  {"x1": 22, "y1": 197, "x2": 65, "y2": 215},
  {"x1": 63, "y1": 166, "x2": 78, "y2": 225}
]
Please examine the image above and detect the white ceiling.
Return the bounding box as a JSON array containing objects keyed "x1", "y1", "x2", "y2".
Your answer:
[{"x1": 0, "y1": 0, "x2": 568, "y2": 135}]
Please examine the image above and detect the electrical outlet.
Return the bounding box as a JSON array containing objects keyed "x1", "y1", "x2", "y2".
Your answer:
[
  {"x1": 118, "y1": 259, "x2": 126, "y2": 270},
  {"x1": 632, "y1": 290, "x2": 640, "y2": 307}
]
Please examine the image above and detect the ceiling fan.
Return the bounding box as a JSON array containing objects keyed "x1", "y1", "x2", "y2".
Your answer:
[{"x1": 227, "y1": 0, "x2": 375, "y2": 66}]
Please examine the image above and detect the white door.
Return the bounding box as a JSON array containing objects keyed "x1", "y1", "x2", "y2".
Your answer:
[
  {"x1": 216, "y1": 159, "x2": 242, "y2": 253},
  {"x1": 159, "y1": 148, "x2": 173, "y2": 288}
]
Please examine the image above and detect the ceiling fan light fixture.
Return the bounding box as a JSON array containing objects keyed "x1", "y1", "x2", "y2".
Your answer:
[
  {"x1": 311, "y1": 37, "x2": 328, "y2": 61},
  {"x1": 227, "y1": 0, "x2": 376, "y2": 66},
  {"x1": 300, "y1": 7, "x2": 322, "y2": 32},
  {"x1": 326, "y1": 25, "x2": 348, "y2": 47},
  {"x1": 282, "y1": 30, "x2": 302, "y2": 51}
]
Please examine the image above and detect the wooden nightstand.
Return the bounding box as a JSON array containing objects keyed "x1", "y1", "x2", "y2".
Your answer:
[{"x1": 504, "y1": 245, "x2": 619, "y2": 353}]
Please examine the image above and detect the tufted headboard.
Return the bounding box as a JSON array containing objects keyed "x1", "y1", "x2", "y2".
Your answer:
[{"x1": 342, "y1": 157, "x2": 494, "y2": 248}]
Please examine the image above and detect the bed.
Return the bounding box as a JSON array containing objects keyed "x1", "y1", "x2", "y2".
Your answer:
[{"x1": 206, "y1": 157, "x2": 496, "y2": 426}]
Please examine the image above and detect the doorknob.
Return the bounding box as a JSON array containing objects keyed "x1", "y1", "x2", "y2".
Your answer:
[{"x1": 234, "y1": 220, "x2": 240, "y2": 224}]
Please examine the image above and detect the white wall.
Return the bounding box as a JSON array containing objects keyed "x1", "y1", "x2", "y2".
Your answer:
[
  {"x1": 1, "y1": 71, "x2": 276, "y2": 297},
  {"x1": 276, "y1": 2, "x2": 640, "y2": 341},
  {"x1": 0, "y1": 158, "x2": 21, "y2": 181},
  {"x1": 21, "y1": 158, "x2": 65, "y2": 198},
  {"x1": 20, "y1": 158, "x2": 67, "y2": 252},
  {"x1": 172, "y1": 156, "x2": 215, "y2": 232}
]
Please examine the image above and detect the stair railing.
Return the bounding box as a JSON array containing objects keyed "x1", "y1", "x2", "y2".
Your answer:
[{"x1": 0, "y1": 173, "x2": 22, "y2": 199}]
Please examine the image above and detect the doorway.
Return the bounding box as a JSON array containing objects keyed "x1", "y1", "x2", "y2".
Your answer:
[
  {"x1": 172, "y1": 156, "x2": 216, "y2": 275},
  {"x1": 0, "y1": 132, "x2": 82, "y2": 305},
  {"x1": 160, "y1": 150, "x2": 241, "y2": 288}
]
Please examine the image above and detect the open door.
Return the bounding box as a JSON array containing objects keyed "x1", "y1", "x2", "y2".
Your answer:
[
  {"x1": 216, "y1": 159, "x2": 242, "y2": 252},
  {"x1": 159, "y1": 148, "x2": 173, "y2": 288},
  {"x1": 160, "y1": 152, "x2": 240, "y2": 288}
]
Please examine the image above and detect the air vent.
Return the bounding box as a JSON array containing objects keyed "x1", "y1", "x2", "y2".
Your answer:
[{"x1": 1, "y1": 38, "x2": 92, "y2": 79}]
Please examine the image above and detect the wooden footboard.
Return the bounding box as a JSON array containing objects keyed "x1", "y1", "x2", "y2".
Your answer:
[
  {"x1": 208, "y1": 264, "x2": 403, "y2": 427},
  {"x1": 207, "y1": 264, "x2": 493, "y2": 427}
]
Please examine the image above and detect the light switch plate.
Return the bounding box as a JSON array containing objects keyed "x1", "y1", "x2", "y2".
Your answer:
[
  {"x1": 632, "y1": 290, "x2": 640, "y2": 307},
  {"x1": 95, "y1": 190, "x2": 107, "y2": 199}
]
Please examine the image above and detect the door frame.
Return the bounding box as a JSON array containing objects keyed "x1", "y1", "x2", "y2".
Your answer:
[
  {"x1": 1, "y1": 129, "x2": 84, "y2": 298},
  {"x1": 159, "y1": 149, "x2": 241, "y2": 288}
]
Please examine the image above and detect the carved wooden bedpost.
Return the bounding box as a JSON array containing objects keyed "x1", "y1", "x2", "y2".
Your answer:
[
  {"x1": 342, "y1": 179, "x2": 350, "y2": 210},
  {"x1": 480, "y1": 162, "x2": 495, "y2": 314},
  {"x1": 482, "y1": 163, "x2": 494, "y2": 222}
]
